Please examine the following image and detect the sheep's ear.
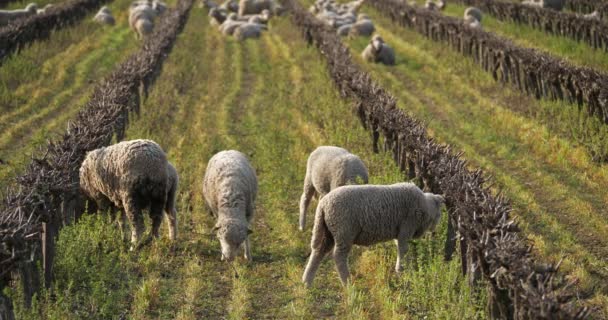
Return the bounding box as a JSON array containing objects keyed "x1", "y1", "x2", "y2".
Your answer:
[{"x1": 247, "y1": 229, "x2": 253, "y2": 235}]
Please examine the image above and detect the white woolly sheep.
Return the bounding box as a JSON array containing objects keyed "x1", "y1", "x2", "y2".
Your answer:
[
  {"x1": 302, "y1": 182, "x2": 444, "y2": 287},
  {"x1": 203, "y1": 150, "x2": 258, "y2": 262},
  {"x1": 348, "y1": 17, "x2": 374, "y2": 37},
  {"x1": 361, "y1": 35, "x2": 395, "y2": 65},
  {"x1": 299, "y1": 146, "x2": 368, "y2": 231},
  {"x1": 0, "y1": 3, "x2": 38, "y2": 26},
  {"x1": 79, "y1": 139, "x2": 178, "y2": 250},
  {"x1": 129, "y1": 4, "x2": 157, "y2": 39},
  {"x1": 463, "y1": 6, "x2": 482, "y2": 22}
]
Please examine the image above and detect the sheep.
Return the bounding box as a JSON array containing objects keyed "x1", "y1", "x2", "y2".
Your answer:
[
  {"x1": 522, "y1": 0, "x2": 564, "y2": 11},
  {"x1": 203, "y1": 150, "x2": 258, "y2": 262},
  {"x1": 582, "y1": 10, "x2": 600, "y2": 20},
  {"x1": 93, "y1": 6, "x2": 115, "y2": 25},
  {"x1": 79, "y1": 139, "x2": 178, "y2": 250},
  {"x1": 219, "y1": 13, "x2": 245, "y2": 35},
  {"x1": 0, "y1": 3, "x2": 38, "y2": 26},
  {"x1": 463, "y1": 6, "x2": 482, "y2": 22},
  {"x1": 238, "y1": 0, "x2": 278, "y2": 16},
  {"x1": 209, "y1": 7, "x2": 228, "y2": 25},
  {"x1": 299, "y1": 146, "x2": 368, "y2": 231},
  {"x1": 361, "y1": 35, "x2": 395, "y2": 66},
  {"x1": 129, "y1": 4, "x2": 157, "y2": 39},
  {"x1": 234, "y1": 16, "x2": 267, "y2": 40},
  {"x1": 348, "y1": 14, "x2": 375, "y2": 37},
  {"x1": 302, "y1": 182, "x2": 445, "y2": 287}
]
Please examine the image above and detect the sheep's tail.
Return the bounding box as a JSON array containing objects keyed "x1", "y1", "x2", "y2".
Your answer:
[{"x1": 311, "y1": 201, "x2": 333, "y2": 251}]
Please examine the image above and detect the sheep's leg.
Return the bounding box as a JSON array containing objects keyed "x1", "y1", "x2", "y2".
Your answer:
[
  {"x1": 125, "y1": 201, "x2": 144, "y2": 251},
  {"x1": 333, "y1": 244, "x2": 352, "y2": 286},
  {"x1": 395, "y1": 238, "x2": 409, "y2": 273},
  {"x1": 299, "y1": 182, "x2": 315, "y2": 231},
  {"x1": 150, "y1": 201, "x2": 165, "y2": 239},
  {"x1": 243, "y1": 236, "x2": 252, "y2": 261},
  {"x1": 164, "y1": 208, "x2": 177, "y2": 241},
  {"x1": 302, "y1": 242, "x2": 333, "y2": 287}
]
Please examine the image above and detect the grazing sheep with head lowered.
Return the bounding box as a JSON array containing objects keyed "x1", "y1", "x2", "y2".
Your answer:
[
  {"x1": 299, "y1": 146, "x2": 368, "y2": 231},
  {"x1": 203, "y1": 150, "x2": 258, "y2": 262},
  {"x1": 79, "y1": 139, "x2": 178, "y2": 250},
  {"x1": 302, "y1": 182, "x2": 444, "y2": 287},
  {"x1": 361, "y1": 35, "x2": 395, "y2": 65}
]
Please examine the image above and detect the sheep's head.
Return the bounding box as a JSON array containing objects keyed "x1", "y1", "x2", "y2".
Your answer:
[
  {"x1": 371, "y1": 35, "x2": 384, "y2": 52},
  {"x1": 423, "y1": 193, "x2": 445, "y2": 233},
  {"x1": 213, "y1": 219, "x2": 252, "y2": 261}
]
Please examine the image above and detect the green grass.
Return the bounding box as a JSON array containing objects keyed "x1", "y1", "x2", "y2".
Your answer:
[
  {"x1": 348, "y1": 4, "x2": 608, "y2": 316},
  {"x1": 0, "y1": 0, "x2": 139, "y2": 188},
  {"x1": 9, "y1": 9, "x2": 487, "y2": 319}
]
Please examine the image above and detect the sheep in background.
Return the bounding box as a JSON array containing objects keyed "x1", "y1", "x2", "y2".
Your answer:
[
  {"x1": 129, "y1": 2, "x2": 157, "y2": 39},
  {"x1": 238, "y1": 0, "x2": 282, "y2": 16},
  {"x1": 463, "y1": 7, "x2": 482, "y2": 22},
  {"x1": 234, "y1": 17, "x2": 266, "y2": 40},
  {"x1": 302, "y1": 183, "x2": 444, "y2": 287},
  {"x1": 94, "y1": 6, "x2": 115, "y2": 25},
  {"x1": 299, "y1": 146, "x2": 368, "y2": 231},
  {"x1": 522, "y1": 0, "x2": 565, "y2": 11},
  {"x1": 348, "y1": 13, "x2": 375, "y2": 37},
  {"x1": 0, "y1": 3, "x2": 38, "y2": 26},
  {"x1": 219, "y1": 13, "x2": 245, "y2": 35},
  {"x1": 209, "y1": 7, "x2": 228, "y2": 25},
  {"x1": 79, "y1": 140, "x2": 177, "y2": 250},
  {"x1": 582, "y1": 10, "x2": 600, "y2": 20},
  {"x1": 361, "y1": 35, "x2": 395, "y2": 65},
  {"x1": 203, "y1": 150, "x2": 258, "y2": 262}
]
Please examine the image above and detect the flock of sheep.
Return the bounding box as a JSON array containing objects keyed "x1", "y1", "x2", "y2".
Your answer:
[
  {"x1": 78, "y1": 140, "x2": 444, "y2": 287},
  {"x1": 93, "y1": 0, "x2": 167, "y2": 39},
  {"x1": 204, "y1": 0, "x2": 283, "y2": 41},
  {"x1": 0, "y1": 2, "x2": 53, "y2": 27}
]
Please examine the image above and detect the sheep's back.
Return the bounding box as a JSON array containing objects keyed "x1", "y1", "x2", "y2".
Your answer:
[
  {"x1": 203, "y1": 151, "x2": 257, "y2": 215},
  {"x1": 82, "y1": 140, "x2": 168, "y2": 205},
  {"x1": 321, "y1": 183, "x2": 426, "y2": 245}
]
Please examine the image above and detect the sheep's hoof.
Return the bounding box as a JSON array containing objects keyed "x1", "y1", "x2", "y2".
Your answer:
[{"x1": 395, "y1": 266, "x2": 404, "y2": 273}]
